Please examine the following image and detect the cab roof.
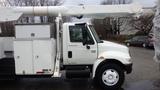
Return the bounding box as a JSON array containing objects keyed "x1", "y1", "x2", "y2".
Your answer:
[{"x1": 63, "y1": 22, "x2": 92, "y2": 26}]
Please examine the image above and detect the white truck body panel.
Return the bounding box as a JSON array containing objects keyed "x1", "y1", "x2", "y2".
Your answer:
[
  {"x1": 33, "y1": 39, "x2": 55, "y2": 74},
  {"x1": 15, "y1": 25, "x2": 51, "y2": 39},
  {"x1": 14, "y1": 39, "x2": 56, "y2": 75},
  {"x1": 63, "y1": 23, "x2": 97, "y2": 65},
  {"x1": 14, "y1": 24, "x2": 56, "y2": 75},
  {"x1": 14, "y1": 40, "x2": 33, "y2": 75},
  {"x1": 67, "y1": 43, "x2": 97, "y2": 64},
  {"x1": 98, "y1": 40, "x2": 131, "y2": 64}
]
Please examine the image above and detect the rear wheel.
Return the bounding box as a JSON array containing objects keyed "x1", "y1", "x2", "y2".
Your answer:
[{"x1": 95, "y1": 63, "x2": 125, "y2": 89}]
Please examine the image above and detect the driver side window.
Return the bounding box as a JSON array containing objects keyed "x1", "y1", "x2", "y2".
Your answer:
[
  {"x1": 69, "y1": 25, "x2": 94, "y2": 45},
  {"x1": 69, "y1": 26, "x2": 83, "y2": 42}
]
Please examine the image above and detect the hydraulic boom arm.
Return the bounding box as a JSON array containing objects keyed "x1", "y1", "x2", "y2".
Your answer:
[{"x1": 0, "y1": 3, "x2": 142, "y2": 22}]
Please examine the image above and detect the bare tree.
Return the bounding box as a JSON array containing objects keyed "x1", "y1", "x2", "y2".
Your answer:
[
  {"x1": 91, "y1": 19, "x2": 110, "y2": 39},
  {"x1": 130, "y1": 13, "x2": 154, "y2": 35},
  {"x1": 92, "y1": 0, "x2": 132, "y2": 40},
  {"x1": 101, "y1": 0, "x2": 132, "y2": 35}
]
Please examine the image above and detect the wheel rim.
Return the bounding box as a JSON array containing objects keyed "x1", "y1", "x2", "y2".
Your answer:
[
  {"x1": 102, "y1": 69, "x2": 119, "y2": 86},
  {"x1": 127, "y1": 43, "x2": 130, "y2": 46}
]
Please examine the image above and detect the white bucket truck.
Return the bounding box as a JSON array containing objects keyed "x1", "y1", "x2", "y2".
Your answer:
[{"x1": 0, "y1": 3, "x2": 142, "y2": 89}]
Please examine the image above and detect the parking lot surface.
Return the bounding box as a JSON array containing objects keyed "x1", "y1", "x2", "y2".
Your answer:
[
  {"x1": 124, "y1": 47, "x2": 160, "y2": 90},
  {"x1": 0, "y1": 47, "x2": 160, "y2": 90}
]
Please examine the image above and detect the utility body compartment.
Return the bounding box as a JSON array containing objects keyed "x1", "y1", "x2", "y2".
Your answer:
[
  {"x1": 14, "y1": 39, "x2": 56, "y2": 75},
  {"x1": 14, "y1": 24, "x2": 56, "y2": 75},
  {"x1": 15, "y1": 24, "x2": 53, "y2": 39}
]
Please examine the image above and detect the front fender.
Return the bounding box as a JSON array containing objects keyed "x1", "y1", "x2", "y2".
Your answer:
[
  {"x1": 92, "y1": 58, "x2": 104, "y2": 78},
  {"x1": 98, "y1": 51, "x2": 131, "y2": 64},
  {"x1": 92, "y1": 51, "x2": 131, "y2": 78}
]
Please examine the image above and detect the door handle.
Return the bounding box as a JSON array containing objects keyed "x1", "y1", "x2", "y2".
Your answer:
[
  {"x1": 68, "y1": 51, "x2": 72, "y2": 58},
  {"x1": 17, "y1": 56, "x2": 20, "y2": 59},
  {"x1": 35, "y1": 55, "x2": 39, "y2": 59}
]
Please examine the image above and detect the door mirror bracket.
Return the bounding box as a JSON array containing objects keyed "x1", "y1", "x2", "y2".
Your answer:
[
  {"x1": 82, "y1": 40, "x2": 87, "y2": 46},
  {"x1": 82, "y1": 40, "x2": 90, "y2": 49}
]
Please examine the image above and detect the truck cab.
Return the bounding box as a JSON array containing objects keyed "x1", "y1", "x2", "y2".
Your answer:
[
  {"x1": 63, "y1": 22, "x2": 132, "y2": 65},
  {"x1": 62, "y1": 22, "x2": 132, "y2": 89}
]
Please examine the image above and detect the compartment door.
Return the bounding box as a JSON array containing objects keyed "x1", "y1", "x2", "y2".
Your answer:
[
  {"x1": 33, "y1": 40, "x2": 54, "y2": 74},
  {"x1": 14, "y1": 41, "x2": 33, "y2": 75}
]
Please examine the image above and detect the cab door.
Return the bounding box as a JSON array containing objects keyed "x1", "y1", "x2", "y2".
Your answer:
[{"x1": 67, "y1": 24, "x2": 97, "y2": 65}]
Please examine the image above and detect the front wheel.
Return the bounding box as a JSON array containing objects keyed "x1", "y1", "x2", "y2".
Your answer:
[{"x1": 95, "y1": 63, "x2": 125, "y2": 89}]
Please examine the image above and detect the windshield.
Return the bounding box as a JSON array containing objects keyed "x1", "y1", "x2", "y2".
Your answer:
[{"x1": 89, "y1": 25, "x2": 101, "y2": 43}]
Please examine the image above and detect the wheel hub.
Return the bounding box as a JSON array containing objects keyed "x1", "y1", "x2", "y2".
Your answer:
[
  {"x1": 108, "y1": 75, "x2": 113, "y2": 79},
  {"x1": 102, "y1": 69, "x2": 119, "y2": 86}
]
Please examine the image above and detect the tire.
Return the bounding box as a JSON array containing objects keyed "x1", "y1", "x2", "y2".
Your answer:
[{"x1": 95, "y1": 63, "x2": 125, "y2": 90}]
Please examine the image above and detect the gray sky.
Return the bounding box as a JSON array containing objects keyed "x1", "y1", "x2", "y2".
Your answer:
[
  {"x1": 134, "y1": 0, "x2": 156, "y2": 7},
  {"x1": 64, "y1": 0, "x2": 156, "y2": 7}
]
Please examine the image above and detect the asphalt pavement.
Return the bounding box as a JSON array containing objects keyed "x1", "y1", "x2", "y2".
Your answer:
[
  {"x1": 124, "y1": 47, "x2": 160, "y2": 90},
  {"x1": 0, "y1": 47, "x2": 160, "y2": 90}
]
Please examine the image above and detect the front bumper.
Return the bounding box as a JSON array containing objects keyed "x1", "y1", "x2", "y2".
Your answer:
[{"x1": 124, "y1": 63, "x2": 133, "y2": 74}]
